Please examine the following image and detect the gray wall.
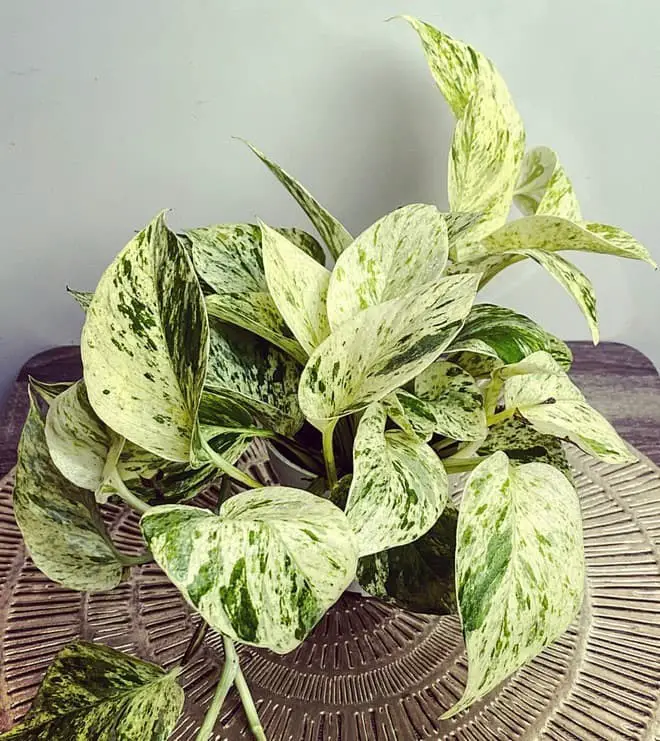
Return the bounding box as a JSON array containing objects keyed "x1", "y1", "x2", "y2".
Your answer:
[{"x1": 1, "y1": 1, "x2": 659, "y2": 401}]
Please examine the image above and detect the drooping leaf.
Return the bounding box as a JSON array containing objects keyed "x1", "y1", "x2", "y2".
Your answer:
[
  {"x1": 514, "y1": 146, "x2": 581, "y2": 220},
  {"x1": 1, "y1": 641, "x2": 183, "y2": 739},
  {"x1": 81, "y1": 211, "x2": 209, "y2": 462},
  {"x1": 298, "y1": 274, "x2": 479, "y2": 425},
  {"x1": 447, "y1": 452, "x2": 584, "y2": 717},
  {"x1": 500, "y1": 352, "x2": 635, "y2": 463},
  {"x1": 28, "y1": 377, "x2": 74, "y2": 406},
  {"x1": 345, "y1": 403, "x2": 449, "y2": 556},
  {"x1": 260, "y1": 222, "x2": 332, "y2": 355},
  {"x1": 357, "y1": 505, "x2": 458, "y2": 615},
  {"x1": 413, "y1": 360, "x2": 487, "y2": 441},
  {"x1": 141, "y1": 488, "x2": 358, "y2": 654},
  {"x1": 205, "y1": 319, "x2": 303, "y2": 436},
  {"x1": 12, "y1": 394, "x2": 124, "y2": 592},
  {"x1": 327, "y1": 204, "x2": 449, "y2": 329},
  {"x1": 67, "y1": 287, "x2": 93, "y2": 312},
  {"x1": 243, "y1": 140, "x2": 353, "y2": 259},
  {"x1": 449, "y1": 303, "x2": 573, "y2": 369}
]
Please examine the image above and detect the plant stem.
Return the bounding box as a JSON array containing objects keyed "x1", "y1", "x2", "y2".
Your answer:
[
  {"x1": 432, "y1": 438, "x2": 458, "y2": 454},
  {"x1": 321, "y1": 420, "x2": 338, "y2": 489},
  {"x1": 486, "y1": 407, "x2": 515, "y2": 427},
  {"x1": 235, "y1": 664, "x2": 267, "y2": 741},
  {"x1": 181, "y1": 621, "x2": 209, "y2": 667},
  {"x1": 110, "y1": 472, "x2": 152, "y2": 515},
  {"x1": 195, "y1": 635, "x2": 239, "y2": 741},
  {"x1": 202, "y1": 441, "x2": 262, "y2": 489},
  {"x1": 118, "y1": 551, "x2": 153, "y2": 566},
  {"x1": 443, "y1": 457, "x2": 485, "y2": 474}
]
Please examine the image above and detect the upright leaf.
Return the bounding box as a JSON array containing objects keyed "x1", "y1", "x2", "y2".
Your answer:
[
  {"x1": 2, "y1": 641, "x2": 183, "y2": 739},
  {"x1": 514, "y1": 146, "x2": 581, "y2": 220},
  {"x1": 357, "y1": 506, "x2": 458, "y2": 615},
  {"x1": 327, "y1": 204, "x2": 449, "y2": 329},
  {"x1": 13, "y1": 394, "x2": 124, "y2": 592},
  {"x1": 260, "y1": 222, "x2": 332, "y2": 355},
  {"x1": 346, "y1": 403, "x2": 449, "y2": 556},
  {"x1": 81, "y1": 212, "x2": 208, "y2": 462},
  {"x1": 142, "y1": 488, "x2": 358, "y2": 654},
  {"x1": 447, "y1": 452, "x2": 584, "y2": 717},
  {"x1": 299, "y1": 274, "x2": 479, "y2": 424},
  {"x1": 382, "y1": 390, "x2": 436, "y2": 442},
  {"x1": 67, "y1": 288, "x2": 93, "y2": 312},
  {"x1": 243, "y1": 140, "x2": 353, "y2": 259}
]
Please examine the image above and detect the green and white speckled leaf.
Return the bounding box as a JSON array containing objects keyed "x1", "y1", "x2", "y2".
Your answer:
[
  {"x1": 261, "y1": 222, "x2": 331, "y2": 355},
  {"x1": 445, "y1": 212, "x2": 483, "y2": 256},
  {"x1": 81, "y1": 212, "x2": 209, "y2": 462},
  {"x1": 299, "y1": 274, "x2": 479, "y2": 424},
  {"x1": 1, "y1": 641, "x2": 183, "y2": 739},
  {"x1": 382, "y1": 390, "x2": 436, "y2": 442},
  {"x1": 357, "y1": 505, "x2": 458, "y2": 615},
  {"x1": 141, "y1": 488, "x2": 358, "y2": 654},
  {"x1": 13, "y1": 394, "x2": 124, "y2": 592},
  {"x1": 244, "y1": 140, "x2": 353, "y2": 259},
  {"x1": 414, "y1": 361, "x2": 487, "y2": 441},
  {"x1": 345, "y1": 403, "x2": 449, "y2": 556},
  {"x1": 327, "y1": 204, "x2": 449, "y2": 329},
  {"x1": 449, "y1": 304, "x2": 573, "y2": 369},
  {"x1": 67, "y1": 288, "x2": 93, "y2": 312},
  {"x1": 205, "y1": 319, "x2": 303, "y2": 436},
  {"x1": 28, "y1": 377, "x2": 74, "y2": 406},
  {"x1": 501, "y1": 352, "x2": 635, "y2": 463},
  {"x1": 447, "y1": 452, "x2": 584, "y2": 717},
  {"x1": 206, "y1": 292, "x2": 306, "y2": 364},
  {"x1": 514, "y1": 146, "x2": 581, "y2": 220}
]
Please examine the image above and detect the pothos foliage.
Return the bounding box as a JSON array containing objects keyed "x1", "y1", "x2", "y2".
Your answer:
[{"x1": 7, "y1": 15, "x2": 655, "y2": 741}]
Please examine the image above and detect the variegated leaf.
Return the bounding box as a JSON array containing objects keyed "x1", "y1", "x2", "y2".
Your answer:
[
  {"x1": 345, "y1": 402, "x2": 449, "y2": 556},
  {"x1": 81, "y1": 212, "x2": 209, "y2": 462},
  {"x1": 298, "y1": 274, "x2": 479, "y2": 424},
  {"x1": 357, "y1": 505, "x2": 457, "y2": 615},
  {"x1": 67, "y1": 287, "x2": 93, "y2": 312},
  {"x1": 1, "y1": 641, "x2": 183, "y2": 739},
  {"x1": 500, "y1": 352, "x2": 635, "y2": 463},
  {"x1": 514, "y1": 146, "x2": 581, "y2": 220},
  {"x1": 445, "y1": 212, "x2": 483, "y2": 256},
  {"x1": 28, "y1": 377, "x2": 74, "y2": 405},
  {"x1": 414, "y1": 361, "x2": 487, "y2": 441},
  {"x1": 450, "y1": 350, "x2": 503, "y2": 379},
  {"x1": 13, "y1": 394, "x2": 124, "y2": 592},
  {"x1": 205, "y1": 319, "x2": 303, "y2": 436},
  {"x1": 449, "y1": 303, "x2": 573, "y2": 369},
  {"x1": 382, "y1": 390, "x2": 436, "y2": 442},
  {"x1": 447, "y1": 452, "x2": 584, "y2": 717},
  {"x1": 243, "y1": 140, "x2": 353, "y2": 259},
  {"x1": 327, "y1": 204, "x2": 449, "y2": 329},
  {"x1": 141, "y1": 488, "x2": 358, "y2": 654},
  {"x1": 260, "y1": 222, "x2": 332, "y2": 355}
]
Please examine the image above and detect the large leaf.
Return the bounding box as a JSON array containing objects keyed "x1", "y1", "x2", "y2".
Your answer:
[
  {"x1": 13, "y1": 394, "x2": 124, "y2": 592},
  {"x1": 447, "y1": 452, "x2": 584, "y2": 717},
  {"x1": 261, "y1": 222, "x2": 332, "y2": 355},
  {"x1": 1, "y1": 641, "x2": 183, "y2": 739},
  {"x1": 205, "y1": 319, "x2": 303, "y2": 436},
  {"x1": 413, "y1": 360, "x2": 487, "y2": 441},
  {"x1": 81, "y1": 211, "x2": 209, "y2": 462},
  {"x1": 448, "y1": 303, "x2": 573, "y2": 369},
  {"x1": 346, "y1": 403, "x2": 449, "y2": 556},
  {"x1": 243, "y1": 140, "x2": 353, "y2": 259},
  {"x1": 357, "y1": 505, "x2": 458, "y2": 615},
  {"x1": 327, "y1": 204, "x2": 449, "y2": 329},
  {"x1": 514, "y1": 146, "x2": 581, "y2": 220},
  {"x1": 500, "y1": 352, "x2": 635, "y2": 463},
  {"x1": 298, "y1": 274, "x2": 479, "y2": 424},
  {"x1": 141, "y1": 488, "x2": 358, "y2": 654}
]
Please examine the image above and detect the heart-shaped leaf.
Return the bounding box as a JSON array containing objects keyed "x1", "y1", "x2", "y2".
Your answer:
[
  {"x1": 260, "y1": 222, "x2": 332, "y2": 355},
  {"x1": 345, "y1": 403, "x2": 449, "y2": 556},
  {"x1": 2, "y1": 641, "x2": 183, "y2": 739},
  {"x1": 141, "y1": 488, "x2": 358, "y2": 654},
  {"x1": 243, "y1": 140, "x2": 353, "y2": 259},
  {"x1": 13, "y1": 393, "x2": 124, "y2": 592},
  {"x1": 449, "y1": 303, "x2": 573, "y2": 369},
  {"x1": 205, "y1": 319, "x2": 303, "y2": 436},
  {"x1": 447, "y1": 452, "x2": 584, "y2": 717},
  {"x1": 500, "y1": 351, "x2": 635, "y2": 463},
  {"x1": 327, "y1": 204, "x2": 449, "y2": 329},
  {"x1": 514, "y1": 146, "x2": 581, "y2": 220},
  {"x1": 81, "y1": 211, "x2": 209, "y2": 462},
  {"x1": 357, "y1": 505, "x2": 458, "y2": 615},
  {"x1": 298, "y1": 274, "x2": 479, "y2": 425}
]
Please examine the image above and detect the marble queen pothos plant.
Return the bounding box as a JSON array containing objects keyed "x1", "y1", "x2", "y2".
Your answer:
[{"x1": 4, "y1": 15, "x2": 656, "y2": 741}]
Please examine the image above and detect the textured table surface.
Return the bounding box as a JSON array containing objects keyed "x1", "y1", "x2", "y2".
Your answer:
[{"x1": 1, "y1": 343, "x2": 659, "y2": 740}]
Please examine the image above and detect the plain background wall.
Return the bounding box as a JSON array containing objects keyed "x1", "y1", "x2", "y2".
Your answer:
[{"x1": 1, "y1": 0, "x2": 659, "y2": 403}]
